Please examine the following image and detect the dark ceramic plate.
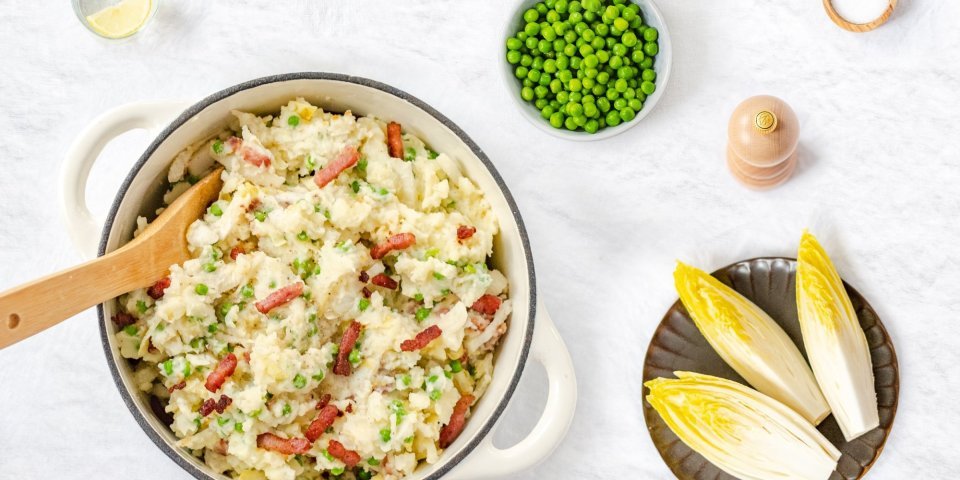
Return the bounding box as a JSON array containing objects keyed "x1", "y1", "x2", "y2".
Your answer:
[{"x1": 642, "y1": 257, "x2": 899, "y2": 480}]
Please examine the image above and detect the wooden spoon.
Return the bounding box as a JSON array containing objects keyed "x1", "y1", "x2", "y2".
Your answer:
[
  {"x1": 0, "y1": 167, "x2": 224, "y2": 350},
  {"x1": 823, "y1": 0, "x2": 897, "y2": 32}
]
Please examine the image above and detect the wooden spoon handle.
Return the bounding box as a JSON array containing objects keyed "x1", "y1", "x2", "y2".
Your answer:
[
  {"x1": 0, "y1": 245, "x2": 158, "y2": 350},
  {"x1": 823, "y1": 0, "x2": 897, "y2": 32}
]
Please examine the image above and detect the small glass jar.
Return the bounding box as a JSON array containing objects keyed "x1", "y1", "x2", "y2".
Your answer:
[{"x1": 72, "y1": 0, "x2": 160, "y2": 40}]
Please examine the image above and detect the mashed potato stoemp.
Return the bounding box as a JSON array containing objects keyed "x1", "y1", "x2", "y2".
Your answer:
[{"x1": 114, "y1": 99, "x2": 510, "y2": 480}]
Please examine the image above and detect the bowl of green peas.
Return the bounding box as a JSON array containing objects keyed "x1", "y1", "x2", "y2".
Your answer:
[{"x1": 503, "y1": 0, "x2": 670, "y2": 140}]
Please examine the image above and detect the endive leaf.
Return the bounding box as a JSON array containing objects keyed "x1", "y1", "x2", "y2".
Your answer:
[
  {"x1": 646, "y1": 372, "x2": 841, "y2": 480},
  {"x1": 797, "y1": 232, "x2": 879, "y2": 441},
  {"x1": 674, "y1": 262, "x2": 830, "y2": 424}
]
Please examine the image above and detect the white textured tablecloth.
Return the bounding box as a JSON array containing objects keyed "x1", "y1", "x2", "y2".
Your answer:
[{"x1": 1, "y1": 1, "x2": 959, "y2": 478}]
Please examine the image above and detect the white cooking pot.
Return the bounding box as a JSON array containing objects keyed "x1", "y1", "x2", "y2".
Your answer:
[{"x1": 59, "y1": 73, "x2": 577, "y2": 480}]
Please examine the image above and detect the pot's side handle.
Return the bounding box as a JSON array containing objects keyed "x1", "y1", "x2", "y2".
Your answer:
[
  {"x1": 60, "y1": 101, "x2": 191, "y2": 259},
  {"x1": 445, "y1": 301, "x2": 578, "y2": 479}
]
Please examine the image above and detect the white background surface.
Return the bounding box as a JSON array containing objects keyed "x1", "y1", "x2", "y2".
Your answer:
[{"x1": 1, "y1": 1, "x2": 958, "y2": 478}]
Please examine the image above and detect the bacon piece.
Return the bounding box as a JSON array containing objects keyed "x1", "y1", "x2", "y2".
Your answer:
[
  {"x1": 457, "y1": 225, "x2": 477, "y2": 241},
  {"x1": 256, "y1": 433, "x2": 312, "y2": 455},
  {"x1": 305, "y1": 404, "x2": 340, "y2": 442},
  {"x1": 471, "y1": 294, "x2": 502, "y2": 316},
  {"x1": 314, "y1": 146, "x2": 360, "y2": 188},
  {"x1": 345, "y1": 403, "x2": 353, "y2": 413},
  {"x1": 227, "y1": 136, "x2": 242, "y2": 152},
  {"x1": 243, "y1": 351, "x2": 251, "y2": 363},
  {"x1": 361, "y1": 287, "x2": 372, "y2": 298},
  {"x1": 400, "y1": 325, "x2": 442, "y2": 352},
  {"x1": 370, "y1": 273, "x2": 398, "y2": 290},
  {"x1": 439, "y1": 395, "x2": 475, "y2": 448},
  {"x1": 168, "y1": 381, "x2": 186, "y2": 393},
  {"x1": 327, "y1": 440, "x2": 361, "y2": 468},
  {"x1": 387, "y1": 122, "x2": 404, "y2": 159},
  {"x1": 229, "y1": 246, "x2": 245, "y2": 260},
  {"x1": 255, "y1": 282, "x2": 304, "y2": 314},
  {"x1": 333, "y1": 321, "x2": 362, "y2": 376},
  {"x1": 358, "y1": 271, "x2": 369, "y2": 283},
  {"x1": 246, "y1": 198, "x2": 261, "y2": 212},
  {"x1": 237, "y1": 140, "x2": 272, "y2": 168},
  {"x1": 200, "y1": 398, "x2": 217, "y2": 417},
  {"x1": 111, "y1": 312, "x2": 136, "y2": 328},
  {"x1": 212, "y1": 439, "x2": 229, "y2": 455},
  {"x1": 147, "y1": 277, "x2": 171, "y2": 299},
  {"x1": 315, "y1": 393, "x2": 332, "y2": 410},
  {"x1": 370, "y1": 233, "x2": 416, "y2": 260},
  {"x1": 215, "y1": 394, "x2": 233, "y2": 414},
  {"x1": 204, "y1": 353, "x2": 238, "y2": 393}
]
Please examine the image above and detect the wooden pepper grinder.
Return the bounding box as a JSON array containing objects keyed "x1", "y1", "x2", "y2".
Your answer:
[{"x1": 726, "y1": 95, "x2": 799, "y2": 189}]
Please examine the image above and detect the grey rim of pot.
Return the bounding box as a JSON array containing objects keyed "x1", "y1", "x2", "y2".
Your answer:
[{"x1": 95, "y1": 72, "x2": 537, "y2": 480}]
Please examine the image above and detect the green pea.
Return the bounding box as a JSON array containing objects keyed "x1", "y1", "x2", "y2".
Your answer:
[
  {"x1": 556, "y1": 55, "x2": 569, "y2": 70},
  {"x1": 584, "y1": 54, "x2": 599, "y2": 69},
  {"x1": 612, "y1": 43, "x2": 627, "y2": 57},
  {"x1": 628, "y1": 98, "x2": 644, "y2": 111},
  {"x1": 535, "y1": 98, "x2": 549, "y2": 109},
  {"x1": 598, "y1": 117, "x2": 606, "y2": 128},
  {"x1": 538, "y1": 40, "x2": 552, "y2": 54},
  {"x1": 582, "y1": 77, "x2": 595, "y2": 89},
  {"x1": 640, "y1": 57, "x2": 654, "y2": 69},
  {"x1": 622, "y1": 7, "x2": 637, "y2": 21},
  {"x1": 609, "y1": 56, "x2": 623, "y2": 69},
  {"x1": 521, "y1": 87, "x2": 535, "y2": 101},
  {"x1": 623, "y1": 88, "x2": 636, "y2": 99},
  {"x1": 556, "y1": 91, "x2": 569, "y2": 104},
  {"x1": 612, "y1": 98, "x2": 627, "y2": 111},
  {"x1": 591, "y1": 36, "x2": 605, "y2": 50},
  {"x1": 507, "y1": 50, "x2": 521, "y2": 64},
  {"x1": 596, "y1": 71, "x2": 610, "y2": 84},
  {"x1": 606, "y1": 110, "x2": 622, "y2": 126},
  {"x1": 546, "y1": 10, "x2": 560, "y2": 22},
  {"x1": 541, "y1": 105, "x2": 555, "y2": 119},
  {"x1": 644, "y1": 42, "x2": 659, "y2": 56},
  {"x1": 563, "y1": 116, "x2": 578, "y2": 130},
  {"x1": 563, "y1": 43, "x2": 577, "y2": 56},
  {"x1": 520, "y1": 54, "x2": 533, "y2": 66},
  {"x1": 606, "y1": 88, "x2": 619, "y2": 100},
  {"x1": 606, "y1": 36, "x2": 618, "y2": 49},
  {"x1": 536, "y1": 2, "x2": 548, "y2": 13},
  {"x1": 574, "y1": 22, "x2": 588, "y2": 35},
  {"x1": 569, "y1": 92, "x2": 582, "y2": 102},
  {"x1": 614, "y1": 78, "x2": 628, "y2": 92},
  {"x1": 558, "y1": 69, "x2": 573, "y2": 82},
  {"x1": 622, "y1": 31, "x2": 638, "y2": 47},
  {"x1": 525, "y1": 36, "x2": 538, "y2": 50},
  {"x1": 578, "y1": 44, "x2": 594, "y2": 57},
  {"x1": 527, "y1": 69, "x2": 541, "y2": 82},
  {"x1": 583, "y1": 102, "x2": 599, "y2": 118},
  {"x1": 553, "y1": 21, "x2": 567, "y2": 35},
  {"x1": 642, "y1": 69, "x2": 656, "y2": 81},
  {"x1": 565, "y1": 102, "x2": 583, "y2": 117},
  {"x1": 582, "y1": 94, "x2": 595, "y2": 104},
  {"x1": 582, "y1": 29, "x2": 595, "y2": 42},
  {"x1": 644, "y1": 27, "x2": 659, "y2": 42},
  {"x1": 506, "y1": 37, "x2": 522, "y2": 50},
  {"x1": 574, "y1": 115, "x2": 587, "y2": 126},
  {"x1": 569, "y1": 0, "x2": 582, "y2": 12},
  {"x1": 549, "y1": 112, "x2": 565, "y2": 128},
  {"x1": 542, "y1": 25, "x2": 557, "y2": 41},
  {"x1": 517, "y1": 31, "x2": 527, "y2": 41},
  {"x1": 619, "y1": 107, "x2": 636, "y2": 122},
  {"x1": 535, "y1": 85, "x2": 549, "y2": 99},
  {"x1": 636, "y1": 91, "x2": 647, "y2": 102},
  {"x1": 550, "y1": 78, "x2": 563, "y2": 93},
  {"x1": 595, "y1": 23, "x2": 609, "y2": 36},
  {"x1": 208, "y1": 202, "x2": 223, "y2": 217},
  {"x1": 195, "y1": 284, "x2": 209, "y2": 295},
  {"x1": 570, "y1": 57, "x2": 582, "y2": 69},
  {"x1": 515, "y1": 66, "x2": 528, "y2": 79},
  {"x1": 524, "y1": 22, "x2": 540, "y2": 36},
  {"x1": 553, "y1": 39, "x2": 566, "y2": 51},
  {"x1": 523, "y1": 78, "x2": 534, "y2": 87},
  {"x1": 631, "y1": 49, "x2": 645, "y2": 63},
  {"x1": 584, "y1": 10, "x2": 597, "y2": 22},
  {"x1": 584, "y1": 119, "x2": 600, "y2": 133},
  {"x1": 597, "y1": 97, "x2": 611, "y2": 112},
  {"x1": 613, "y1": 17, "x2": 629, "y2": 31},
  {"x1": 592, "y1": 84, "x2": 605, "y2": 96},
  {"x1": 539, "y1": 73, "x2": 552, "y2": 86},
  {"x1": 555, "y1": 0, "x2": 568, "y2": 13},
  {"x1": 604, "y1": 5, "x2": 619, "y2": 19},
  {"x1": 523, "y1": 8, "x2": 539, "y2": 23},
  {"x1": 641, "y1": 81, "x2": 656, "y2": 95}
]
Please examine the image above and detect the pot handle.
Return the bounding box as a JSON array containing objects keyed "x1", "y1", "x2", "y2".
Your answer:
[
  {"x1": 445, "y1": 301, "x2": 577, "y2": 479},
  {"x1": 60, "y1": 101, "x2": 191, "y2": 259}
]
